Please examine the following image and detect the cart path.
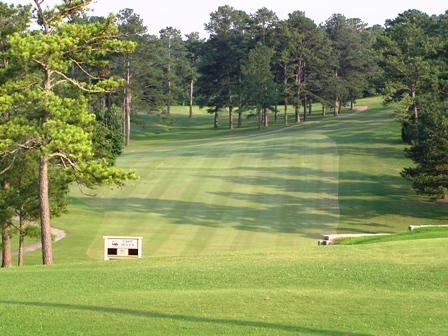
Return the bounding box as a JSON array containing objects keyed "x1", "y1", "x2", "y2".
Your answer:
[{"x1": 1, "y1": 217, "x2": 66, "y2": 259}]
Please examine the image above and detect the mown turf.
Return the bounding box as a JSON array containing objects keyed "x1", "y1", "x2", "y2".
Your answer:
[
  {"x1": 2, "y1": 98, "x2": 448, "y2": 335},
  {"x1": 1, "y1": 239, "x2": 447, "y2": 335},
  {"x1": 17, "y1": 97, "x2": 448, "y2": 265},
  {"x1": 70, "y1": 130, "x2": 340, "y2": 259}
]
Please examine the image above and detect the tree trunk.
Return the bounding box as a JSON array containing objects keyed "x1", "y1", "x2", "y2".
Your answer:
[
  {"x1": 322, "y1": 104, "x2": 326, "y2": 116},
  {"x1": 125, "y1": 93, "x2": 131, "y2": 148},
  {"x1": 167, "y1": 80, "x2": 171, "y2": 116},
  {"x1": 2, "y1": 181, "x2": 12, "y2": 268},
  {"x1": 1, "y1": 180, "x2": 12, "y2": 268},
  {"x1": 350, "y1": 99, "x2": 354, "y2": 110},
  {"x1": 412, "y1": 87, "x2": 418, "y2": 122},
  {"x1": 122, "y1": 96, "x2": 126, "y2": 135},
  {"x1": 238, "y1": 112, "x2": 242, "y2": 128},
  {"x1": 274, "y1": 87, "x2": 278, "y2": 123},
  {"x1": 18, "y1": 205, "x2": 25, "y2": 267},
  {"x1": 283, "y1": 74, "x2": 288, "y2": 126},
  {"x1": 189, "y1": 79, "x2": 194, "y2": 118},
  {"x1": 40, "y1": 66, "x2": 53, "y2": 265},
  {"x1": 308, "y1": 100, "x2": 312, "y2": 115},
  {"x1": 303, "y1": 98, "x2": 307, "y2": 122},
  {"x1": 295, "y1": 105, "x2": 301, "y2": 123},
  {"x1": 39, "y1": 156, "x2": 53, "y2": 265},
  {"x1": 334, "y1": 69, "x2": 339, "y2": 117},
  {"x1": 296, "y1": 75, "x2": 302, "y2": 123},
  {"x1": 214, "y1": 111, "x2": 219, "y2": 128},
  {"x1": 1, "y1": 219, "x2": 11, "y2": 268},
  {"x1": 263, "y1": 108, "x2": 268, "y2": 127},
  {"x1": 125, "y1": 57, "x2": 131, "y2": 147},
  {"x1": 229, "y1": 106, "x2": 233, "y2": 130},
  {"x1": 258, "y1": 108, "x2": 262, "y2": 130}
]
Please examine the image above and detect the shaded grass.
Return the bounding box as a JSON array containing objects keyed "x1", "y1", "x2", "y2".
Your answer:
[
  {"x1": 128, "y1": 103, "x2": 346, "y2": 151},
  {"x1": 16, "y1": 97, "x2": 448, "y2": 264},
  {"x1": 3, "y1": 99, "x2": 448, "y2": 335}
]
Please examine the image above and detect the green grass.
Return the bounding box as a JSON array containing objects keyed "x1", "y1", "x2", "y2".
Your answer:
[
  {"x1": 17, "y1": 97, "x2": 448, "y2": 264},
  {"x1": 1, "y1": 240, "x2": 447, "y2": 335},
  {"x1": 129, "y1": 103, "x2": 341, "y2": 150},
  {"x1": 336, "y1": 226, "x2": 448, "y2": 245},
  {"x1": 2, "y1": 98, "x2": 448, "y2": 335}
]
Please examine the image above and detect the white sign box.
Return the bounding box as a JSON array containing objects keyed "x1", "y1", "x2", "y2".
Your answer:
[
  {"x1": 103, "y1": 236, "x2": 143, "y2": 260},
  {"x1": 108, "y1": 239, "x2": 138, "y2": 248}
]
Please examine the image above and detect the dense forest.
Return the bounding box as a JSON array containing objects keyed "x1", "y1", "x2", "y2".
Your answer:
[{"x1": 1, "y1": 0, "x2": 447, "y2": 266}]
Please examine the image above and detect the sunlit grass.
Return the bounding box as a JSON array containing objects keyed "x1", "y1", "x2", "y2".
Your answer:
[
  {"x1": 1, "y1": 239, "x2": 447, "y2": 335},
  {"x1": 3, "y1": 97, "x2": 448, "y2": 335}
]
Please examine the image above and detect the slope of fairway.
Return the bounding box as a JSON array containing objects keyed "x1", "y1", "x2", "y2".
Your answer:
[
  {"x1": 16, "y1": 97, "x2": 448, "y2": 265},
  {"x1": 79, "y1": 131, "x2": 340, "y2": 258},
  {"x1": 1, "y1": 239, "x2": 447, "y2": 335}
]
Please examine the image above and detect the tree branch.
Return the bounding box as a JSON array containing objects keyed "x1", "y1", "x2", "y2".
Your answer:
[
  {"x1": 52, "y1": 70, "x2": 114, "y2": 93},
  {"x1": 50, "y1": 152, "x2": 82, "y2": 172},
  {"x1": 68, "y1": 56, "x2": 100, "y2": 80},
  {"x1": 34, "y1": 0, "x2": 51, "y2": 34},
  {"x1": 0, "y1": 150, "x2": 20, "y2": 175}
]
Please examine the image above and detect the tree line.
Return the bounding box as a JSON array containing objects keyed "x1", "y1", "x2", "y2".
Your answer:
[{"x1": 1, "y1": 1, "x2": 447, "y2": 267}]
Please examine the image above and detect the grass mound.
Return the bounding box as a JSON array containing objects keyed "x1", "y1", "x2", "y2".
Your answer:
[
  {"x1": 2, "y1": 98, "x2": 448, "y2": 335},
  {"x1": 1, "y1": 239, "x2": 447, "y2": 335},
  {"x1": 336, "y1": 226, "x2": 448, "y2": 245}
]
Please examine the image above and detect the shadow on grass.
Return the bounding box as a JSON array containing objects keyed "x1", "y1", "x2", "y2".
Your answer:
[
  {"x1": 81, "y1": 196, "x2": 339, "y2": 237},
  {"x1": 80, "y1": 104, "x2": 446, "y2": 238},
  {"x1": 77, "y1": 165, "x2": 443, "y2": 237},
  {"x1": 1, "y1": 301, "x2": 372, "y2": 336}
]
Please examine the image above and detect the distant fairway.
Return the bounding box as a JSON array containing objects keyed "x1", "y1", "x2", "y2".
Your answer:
[
  {"x1": 7, "y1": 98, "x2": 434, "y2": 265},
  {"x1": 20, "y1": 97, "x2": 445, "y2": 264},
  {"x1": 78, "y1": 131, "x2": 340, "y2": 258},
  {"x1": 3, "y1": 98, "x2": 448, "y2": 336}
]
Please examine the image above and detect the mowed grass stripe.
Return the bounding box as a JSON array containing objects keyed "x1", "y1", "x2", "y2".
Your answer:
[
  {"x1": 193, "y1": 146, "x2": 265, "y2": 253},
  {"x1": 66, "y1": 120, "x2": 341, "y2": 259},
  {"x1": 36, "y1": 97, "x2": 447, "y2": 264},
  {"x1": 153, "y1": 145, "x2": 236, "y2": 256}
]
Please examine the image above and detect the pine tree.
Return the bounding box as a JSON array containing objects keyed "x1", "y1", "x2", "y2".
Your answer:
[
  {"x1": 241, "y1": 43, "x2": 277, "y2": 130},
  {"x1": 401, "y1": 101, "x2": 448, "y2": 200},
  {"x1": 0, "y1": 0, "x2": 137, "y2": 265}
]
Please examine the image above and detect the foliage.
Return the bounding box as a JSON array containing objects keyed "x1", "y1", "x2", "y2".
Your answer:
[
  {"x1": 325, "y1": 14, "x2": 375, "y2": 114},
  {"x1": 197, "y1": 5, "x2": 252, "y2": 129},
  {"x1": 0, "y1": 0, "x2": 138, "y2": 265},
  {"x1": 240, "y1": 43, "x2": 277, "y2": 129},
  {"x1": 401, "y1": 100, "x2": 448, "y2": 200},
  {"x1": 92, "y1": 105, "x2": 124, "y2": 165},
  {"x1": 376, "y1": 10, "x2": 440, "y2": 129}
]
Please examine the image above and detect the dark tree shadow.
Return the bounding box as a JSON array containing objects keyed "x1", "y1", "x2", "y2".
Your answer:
[{"x1": 0, "y1": 301, "x2": 372, "y2": 336}]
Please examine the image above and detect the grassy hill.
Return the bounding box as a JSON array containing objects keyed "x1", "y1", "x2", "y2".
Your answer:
[
  {"x1": 1, "y1": 98, "x2": 447, "y2": 335},
  {"x1": 39, "y1": 97, "x2": 444, "y2": 263},
  {"x1": 1, "y1": 240, "x2": 447, "y2": 335}
]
